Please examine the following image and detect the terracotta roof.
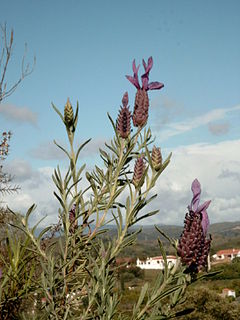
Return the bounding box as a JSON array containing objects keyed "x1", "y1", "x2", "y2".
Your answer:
[
  {"x1": 152, "y1": 255, "x2": 177, "y2": 260},
  {"x1": 217, "y1": 249, "x2": 240, "y2": 255},
  {"x1": 222, "y1": 288, "x2": 235, "y2": 292}
]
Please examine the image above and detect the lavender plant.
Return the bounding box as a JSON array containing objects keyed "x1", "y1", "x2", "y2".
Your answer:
[{"x1": 0, "y1": 57, "x2": 217, "y2": 319}]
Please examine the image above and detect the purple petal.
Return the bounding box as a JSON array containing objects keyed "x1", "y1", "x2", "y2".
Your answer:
[
  {"x1": 141, "y1": 57, "x2": 154, "y2": 90},
  {"x1": 147, "y1": 56, "x2": 153, "y2": 72},
  {"x1": 142, "y1": 59, "x2": 147, "y2": 71},
  {"x1": 201, "y1": 210, "x2": 210, "y2": 236},
  {"x1": 192, "y1": 178, "x2": 201, "y2": 195},
  {"x1": 197, "y1": 200, "x2": 211, "y2": 214},
  {"x1": 147, "y1": 81, "x2": 164, "y2": 91},
  {"x1": 133, "y1": 60, "x2": 140, "y2": 86},
  {"x1": 126, "y1": 59, "x2": 140, "y2": 89},
  {"x1": 190, "y1": 179, "x2": 201, "y2": 212},
  {"x1": 142, "y1": 57, "x2": 153, "y2": 73},
  {"x1": 126, "y1": 75, "x2": 140, "y2": 89},
  {"x1": 132, "y1": 59, "x2": 139, "y2": 74}
]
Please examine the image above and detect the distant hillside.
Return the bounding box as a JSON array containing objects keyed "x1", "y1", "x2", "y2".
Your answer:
[
  {"x1": 209, "y1": 221, "x2": 240, "y2": 236},
  {"x1": 130, "y1": 221, "x2": 240, "y2": 240},
  {"x1": 36, "y1": 221, "x2": 240, "y2": 258},
  {"x1": 117, "y1": 221, "x2": 240, "y2": 258}
]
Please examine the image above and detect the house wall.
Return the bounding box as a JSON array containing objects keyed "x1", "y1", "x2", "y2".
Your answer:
[{"x1": 136, "y1": 257, "x2": 177, "y2": 270}]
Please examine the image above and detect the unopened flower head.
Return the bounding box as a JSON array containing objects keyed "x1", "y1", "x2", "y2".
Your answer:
[
  {"x1": 64, "y1": 98, "x2": 74, "y2": 127},
  {"x1": 132, "y1": 156, "x2": 146, "y2": 188},
  {"x1": 151, "y1": 145, "x2": 162, "y2": 171},
  {"x1": 69, "y1": 203, "x2": 77, "y2": 234},
  {"x1": 177, "y1": 179, "x2": 211, "y2": 273},
  {"x1": 116, "y1": 92, "x2": 131, "y2": 139},
  {"x1": 126, "y1": 57, "x2": 164, "y2": 127}
]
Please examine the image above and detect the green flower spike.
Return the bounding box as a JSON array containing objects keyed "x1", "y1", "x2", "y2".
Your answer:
[
  {"x1": 152, "y1": 145, "x2": 162, "y2": 171},
  {"x1": 64, "y1": 97, "x2": 74, "y2": 127}
]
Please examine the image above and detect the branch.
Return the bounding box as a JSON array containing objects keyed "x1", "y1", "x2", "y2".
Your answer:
[{"x1": 0, "y1": 23, "x2": 35, "y2": 103}]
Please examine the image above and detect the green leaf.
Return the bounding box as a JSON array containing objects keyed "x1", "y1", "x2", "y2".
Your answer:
[
  {"x1": 196, "y1": 270, "x2": 222, "y2": 281},
  {"x1": 76, "y1": 138, "x2": 91, "y2": 162},
  {"x1": 52, "y1": 102, "x2": 64, "y2": 121},
  {"x1": 53, "y1": 139, "x2": 71, "y2": 159},
  {"x1": 73, "y1": 100, "x2": 79, "y2": 129},
  {"x1": 150, "y1": 283, "x2": 184, "y2": 306},
  {"x1": 155, "y1": 225, "x2": 176, "y2": 247},
  {"x1": 135, "y1": 282, "x2": 149, "y2": 312},
  {"x1": 108, "y1": 113, "x2": 121, "y2": 145},
  {"x1": 37, "y1": 226, "x2": 52, "y2": 241},
  {"x1": 25, "y1": 204, "x2": 36, "y2": 226},
  {"x1": 170, "y1": 308, "x2": 195, "y2": 318},
  {"x1": 131, "y1": 210, "x2": 159, "y2": 227},
  {"x1": 105, "y1": 142, "x2": 119, "y2": 156},
  {"x1": 53, "y1": 191, "x2": 66, "y2": 210}
]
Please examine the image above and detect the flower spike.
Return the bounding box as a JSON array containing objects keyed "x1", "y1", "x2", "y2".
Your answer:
[
  {"x1": 126, "y1": 56, "x2": 164, "y2": 127},
  {"x1": 177, "y1": 179, "x2": 212, "y2": 273},
  {"x1": 132, "y1": 156, "x2": 146, "y2": 188},
  {"x1": 117, "y1": 92, "x2": 131, "y2": 139}
]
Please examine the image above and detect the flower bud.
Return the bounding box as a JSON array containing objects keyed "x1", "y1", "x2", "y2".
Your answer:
[
  {"x1": 122, "y1": 91, "x2": 129, "y2": 108},
  {"x1": 64, "y1": 98, "x2": 74, "y2": 127},
  {"x1": 132, "y1": 156, "x2": 146, "y2": 188},
  {"x1": 85, "y1": 172, "x2": 92, "y2": 181},
  {"x1": 117, "y1": 92, "x2": 131, "y2": 139},
  {"x1": 151, "y1": 146, "x2": 162, "y2": 171},
  {"x1": 69, "y1": 204, "x2": 77, "y2": 234}
]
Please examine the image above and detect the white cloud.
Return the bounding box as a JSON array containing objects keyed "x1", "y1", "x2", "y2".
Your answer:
[
  {"x1": 0, "y1": 103, "x2": 37, "y2": 126},
  {"x1": 30, "y1": 141, "x2": 65, "y2": 160},
  {"x1": 147, "y1": 139, "x2": 240, "y2": 225},
  {"x1": 30, "y1": 137, "x2": 108, "y2": 160},
  {"x1": 154, "y1": 104, "x2": 240, "y2": 141},
  {"x1": 3, "y1": 161, "x2": 58, "y2": 226}
]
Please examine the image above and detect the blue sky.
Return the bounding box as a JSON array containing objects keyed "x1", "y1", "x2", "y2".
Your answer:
[{"x1": 0, "y1": 0, "x2": 240, "y2": 225}]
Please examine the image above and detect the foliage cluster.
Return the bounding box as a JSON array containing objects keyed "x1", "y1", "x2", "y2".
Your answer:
[
  {"x1": 210, "y1": 259, "x2": 240, "y2": 281},
  {"x1": 177, "y1": 287, "x2": 240, "y2": 320}
]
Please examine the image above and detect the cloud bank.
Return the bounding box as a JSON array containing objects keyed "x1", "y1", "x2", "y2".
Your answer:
[
  {"x1": 3, "y1": 138, "x2": 240, "y2": 227},
  {"x1": 153, "y1": 104, "x2": 240, "y2": 141}
]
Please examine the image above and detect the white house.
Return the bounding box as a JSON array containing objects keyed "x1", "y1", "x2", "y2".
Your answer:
[
  {"x1": 212, "y1": 249, "x2": 240, "y2": 261},
  {"x1": 221, "y1": 288, "x2": 236, "y2": 298},
  {"x1": 136, "y1": 256, "x2": 177, "y2": 270}
]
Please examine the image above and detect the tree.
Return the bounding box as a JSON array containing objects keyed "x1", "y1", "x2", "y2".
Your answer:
[{"x1": 0, "y1": 23, "x2": 35, "y2": 194}]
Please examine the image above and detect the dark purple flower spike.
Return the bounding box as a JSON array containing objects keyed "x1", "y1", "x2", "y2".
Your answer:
[
  {"x1": 178, "y1": 179, "x2": 212, "y2": 273},
  {"x1": 116, "y1": 92, "x2": 131, "y2": 139},
  {"x1": 126, "y1": 57, "x2": 164, "y2": 127}
]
